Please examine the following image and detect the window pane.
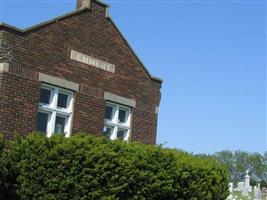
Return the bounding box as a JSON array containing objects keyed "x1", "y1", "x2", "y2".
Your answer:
[
  {"x1": 105, "y1": 106, "x2": 113, "y2": 120},
  {"x1": 103, "y1": 126, "x2": 113, "y2": 138},
  {"x1": 119, "y1": 109, "x2": 127, "y2": 123},
  {"x1": 39, "y1": 88, "x2": 51, "y2": 104},
  {"x1": 36, "y1": 112, "x2": 48, "y2": 133},
  {"x1": 117, "y1": 129, "x2": 127, "y2": 140},
  {"x1": 57, "y1": 93, "x2": 68, "y2": 108},
  {"x1": 54, "y1": 116, "x2": 66, "y2": 134}
]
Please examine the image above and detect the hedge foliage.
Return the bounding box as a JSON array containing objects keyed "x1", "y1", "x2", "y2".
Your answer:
[{"x1": 0, "y1": 133, "x2": 229, "y2": 200}]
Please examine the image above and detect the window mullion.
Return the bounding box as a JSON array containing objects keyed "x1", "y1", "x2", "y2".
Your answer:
[
  {"x1": 126, "y1": 110, "x2": 132, "y2": 127},
  {"x1": 47, "y1": 111, "x2": 56, "y2": 137},
  {"x1": 125, "y1": 129, "x2": 130, "y2": 141},
  {"x1": 52, "y1": 88, "x2": 59, "y2": 109},
  {"x1": 65, "y1": 116, "x2": 71, "y2": 138},
  {"x1": 113, "y1": 105, "x2": 119, "y2": 124},
  {"x1": 49, "y1": 88, "x2": 58, "y2": 137},
  {"x1": 67, "y1": 92, "x2": 73, "y2": 113},
  {"x1": 111, "y1": 126, "x2": 118, "y2": 140}
]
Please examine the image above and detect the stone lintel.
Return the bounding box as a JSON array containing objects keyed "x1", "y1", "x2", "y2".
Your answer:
[
  {"x1": 104, "y1": 92, "x2": 136, "y2": 108},
  {"x1": 39, "y1": 73, "x2": 79, "y2": 91}
]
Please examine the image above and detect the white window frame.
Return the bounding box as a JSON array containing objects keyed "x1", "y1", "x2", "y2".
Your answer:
[
  {"x1": 37, "y1": 83, "x2": 74, "y2": 137},
  {"x1": 104, "y1": 102, "x2": 132, "y2": 141}
]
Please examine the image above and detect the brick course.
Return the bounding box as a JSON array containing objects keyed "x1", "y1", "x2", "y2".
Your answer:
[{"x1": 0, "y1": 0, "x2": 162, "y2": 144}]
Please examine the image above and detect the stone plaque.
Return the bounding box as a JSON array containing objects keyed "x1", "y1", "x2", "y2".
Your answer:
[{"x1": 71, "y1": 50, "x2": 115, "y2": 73}]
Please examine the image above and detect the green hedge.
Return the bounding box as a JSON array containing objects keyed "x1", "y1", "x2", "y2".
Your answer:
[{"x1": 0, "y1": 133, "x2": 229, "y2": 200}]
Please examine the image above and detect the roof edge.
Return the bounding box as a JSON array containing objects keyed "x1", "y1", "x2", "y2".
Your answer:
[
  {"x1": 95, "y1": 0, "x2": 110, "y2": 8},
  {"x1": 0, "y1": 1, "x2": 108, "y2": 33},
  {"x1": 0, "y1": 1, "x2": 162, "y2": 84},
  {"x1": 107, "y1": 17, "x2": 163, "y2": 84},
  {"x1": 0, "y1": 8, "x2": 88, "y2": 33},
  {"x1": 0, "y1": 22, "x2": 24, "y2": 33},
  {"x1": 151, "y1": 76, "x2": 163, "y2": 83}
]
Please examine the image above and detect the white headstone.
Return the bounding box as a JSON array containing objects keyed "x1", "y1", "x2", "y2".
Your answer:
[
  {"x1": 248, "y1": 185, "x2": 252, "y2": 192},
  {"x1": 229, "y1": 183, "x2": 234, "y2": 193},
  {"x1": 245, "y1": 169, "x2": 250, "y2": 189},
  {"x1": 237, "y1": 182, "x2": 244, "y2": 191},
  {"x1": 254, "y1": 187, "x2": 260, "y2": 200},
  {"x1": 242, "y1": 184, "x2": 249, "y2": 196},
  {"x1": 227, "y1": 183, "x2": 235, "y2": 200}
]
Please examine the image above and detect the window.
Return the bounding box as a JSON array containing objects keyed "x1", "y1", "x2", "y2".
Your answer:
[
  {"x1": 105, "y1": 105, "x2": 114, "y2": 120},
  {"x1": 103, "y1": 102, "x2": 132, "y2": 141},
  {"x1": 39, "y1": 88, "x2": 51, "y2": 104},
  {"x1": 36, "y1": 84, "x2": 74, "y2": 137},
  {"x1": 36, "y1": 112, "x2": 49, "y2": 133}
]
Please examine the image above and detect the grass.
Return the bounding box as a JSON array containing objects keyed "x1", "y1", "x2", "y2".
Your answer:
[{"x1": 232, "y1": 191, "x2": 254, "y2": 200}]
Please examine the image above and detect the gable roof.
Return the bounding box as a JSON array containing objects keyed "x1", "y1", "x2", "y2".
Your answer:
[{"x1": 0, "y1": 2, "x2": 163, "y2": 83}]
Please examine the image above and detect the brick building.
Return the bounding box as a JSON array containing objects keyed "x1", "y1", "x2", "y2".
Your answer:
[{"x1": 0, "y1": 0, "x2": 162, "y2": 144}]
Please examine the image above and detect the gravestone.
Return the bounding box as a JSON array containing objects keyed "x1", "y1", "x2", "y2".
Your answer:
[
  {"x1": 245, "y1": 170, "x2": 252, "y2": 192},
  {"x1": 253, "y1": 183, "x2": 262, "y2": 200},
  {"x1": 254, "y1": 186, "x2": 261, "y2": 200},
  {"x1": 237, "y1": 182, "x2": 244, "y2": 191},
  {"x1": 242, "y1": 185, "x2": 249, "y2": 197},
  {"x1": 261, "y1": 187, "x2": 267, "y2": 199},
  {"x1": 227, "y1": 183, "x2": 234, "y2": 200}
]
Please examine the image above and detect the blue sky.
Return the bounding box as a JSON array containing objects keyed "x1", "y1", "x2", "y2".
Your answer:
[{"x1": 0, "y1": 0, "x2": 266, "y2": 154}]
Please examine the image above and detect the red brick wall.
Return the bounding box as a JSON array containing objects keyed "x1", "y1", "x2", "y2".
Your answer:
[{"x1": 0, "y1": 0, "x2": 162, "y2": 144}]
